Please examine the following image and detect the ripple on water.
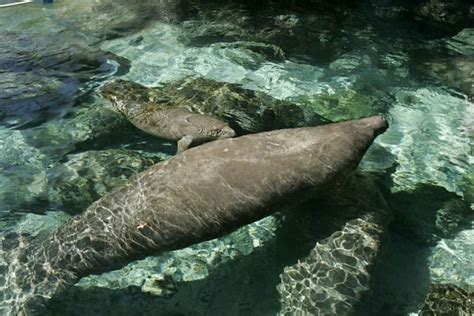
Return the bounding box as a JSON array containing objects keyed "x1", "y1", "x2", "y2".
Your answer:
[
  {"x1": 375, "y1": 87, "x2": 473, "y2": 200},
  {"x1": 0, "y1": 127, "x2": 48, "y2": 214},
  {"x1": 430, "y1": 228, "x2": 474, "y2": 291},
  {"x1": 0, "y1": 5, "x2": 127, "y2": 128},
  {"x1": 101, "y1": 22, "x2": 331, "y2": 100}
]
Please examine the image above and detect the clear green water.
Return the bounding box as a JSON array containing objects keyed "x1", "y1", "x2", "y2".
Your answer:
[{"x1": 0, "y1": 0, "x2": 472, "y2": 315}]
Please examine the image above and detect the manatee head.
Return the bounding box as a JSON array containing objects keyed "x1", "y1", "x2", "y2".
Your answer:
[
  {"x1": 366, "y1": 115, "x2": 389, "y2": 136},
  {"x1": 217, "y1": 125, "x2": 236, "y2": 139},
  {"x1": 195, "y1": 119, "x2": 235, "y2": 142},
  {"x1": 99, "y1": 79, "x2": 152, "y2": 113}
]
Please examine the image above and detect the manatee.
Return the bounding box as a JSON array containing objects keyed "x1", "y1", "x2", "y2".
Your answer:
[
  {"x1": 0, "y1": 116, "x2": 388, "y2": 315},
  {"x1": 100, "y1": 79, "x2": 236, "y2": 153},
  {"x1": 99, "y1": 77, "x2": 328, "y2": 134}
]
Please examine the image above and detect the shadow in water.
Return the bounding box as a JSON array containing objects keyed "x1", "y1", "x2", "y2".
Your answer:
[
  {"x1": 355, "y1": 179, "x2": 472, "y2": 315},
  {"x1": 45, "y1": 215, "x2": 294, "y2": 315},
  {"x1": 355, "y1": 228, "x2": 432, "y2": 315},
  {"x1": 387, "y1": 184, "x2": 473, "y2": 245}
]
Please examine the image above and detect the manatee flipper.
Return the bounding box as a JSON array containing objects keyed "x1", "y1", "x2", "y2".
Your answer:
[{"x1": 177, "y1": 135, "x2": 194, "y2": 153}]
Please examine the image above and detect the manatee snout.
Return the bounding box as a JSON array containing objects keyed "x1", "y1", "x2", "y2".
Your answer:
[
  {"x1": 360, "y1": 115, "x2": 389, "y2": 136},
  {"x1": 219, "y1": 125, "x2": 236, "y2": 139},
  {"x1": 372, "y1": 115, "x2": 389, "y2": 135},
  {"x1": 99, "y1": 81, "x2": 119, "y2": 100},
  {"x1": 99, "y1": 80, "x2": 144, "y2": 104}
]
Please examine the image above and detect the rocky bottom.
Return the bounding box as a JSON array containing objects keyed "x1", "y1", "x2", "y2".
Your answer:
[{"x1": 420, "y1": 284, "x2": 474, "y2": 315}]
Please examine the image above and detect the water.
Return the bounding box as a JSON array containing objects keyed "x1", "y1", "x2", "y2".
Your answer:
[{"x1": 0, "y1": 0, "x2": 472, "y2": 315}]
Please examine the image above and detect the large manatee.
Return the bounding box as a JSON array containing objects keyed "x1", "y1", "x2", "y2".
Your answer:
[{"x1": 0, "y1": 116, "x2": 388, "y2": 315}]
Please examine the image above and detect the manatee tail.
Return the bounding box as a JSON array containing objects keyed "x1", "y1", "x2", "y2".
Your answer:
[{"x1": 0, "y1": 231, "x2": 69, "y2": 315}]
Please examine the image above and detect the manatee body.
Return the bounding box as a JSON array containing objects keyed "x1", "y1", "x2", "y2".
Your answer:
[
  {"x1": 100, "y1": 80, "x2": 235, "y2": 153},
  {"x1": 0, "y1": 116, "x2": 388, "y2": 315}
]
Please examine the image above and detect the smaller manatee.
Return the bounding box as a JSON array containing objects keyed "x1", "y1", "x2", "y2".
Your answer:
[{"x1": 100, "y1": 80, "x2": 235, "y2": 153}]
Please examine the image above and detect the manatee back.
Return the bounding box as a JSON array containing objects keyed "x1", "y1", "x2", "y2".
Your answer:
[
  {"x1": 48, "y1": 118, "x2": 386, "y2": 279},
  {"x1": 128, "y1": 107, "x2": 232, "y2": 142}
]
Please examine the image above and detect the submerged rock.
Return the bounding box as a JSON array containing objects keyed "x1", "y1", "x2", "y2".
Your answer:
[
  {"x1": 388, "y1": 184, "x2": 473, "y2": 245},
  {"x1": 13, "y1": 211, "x2": 71, "y2": 237},
  {"x1": 416, "y1": 29, "x2": 474, "y2": 99},
  {"x1": 429, "y1": 228, "x2": 474, "y2": 290},
  {"x1": 180, "y1": 2, "x2": 351, "y2": 63},
  {"x1": 0, "y1": 128, "x2": 49, "y2": 213},
  {"x1": 0, "y1": 30, "x2": 127, "y2": 129},
  {"x1": 420, "y1": 56, "x2": 473, "y2": 98},
  {"x1": 213, "y1": 41, "x2": 286, "y2": 62},
  {"x1": 297, "y1": 82, "x2": 393, "y2": 122},
  {"x1": 48, "y1": 149, "x2": 160, "y2": 214},
  {"x1": 419, "y1": 283, "x2": 474, "y2": 315},
  {"x1": 329, "y1": 51, "x2": 372, "y2": 72},
  {"x1": 22, "y1": 96, "x2": 130, "y2": 158},
  {"x1": 445, "y1": 28, "x2": 474, "y2": 56},
  {"x1": 158, "y1": 77, "x2": 328, "y2": 131},
  {"x1": 141, "y1": 274, "x2": 177, "y2": 298},
  {"x1": 413, "y1": 0, "x2": 474, "y2": 32},
  {"x1": 373, "y1": 87, "x2": 473, "y2": 201},
  {"x1": 277, "y1": 173, "x2": 392, "y2": 315},
  {"x1": 279, "y1": 214, "x2": 385, "y2": 315},
  {"x1": 46, "y1": 0, "x2": 190, "y2": 43}
]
